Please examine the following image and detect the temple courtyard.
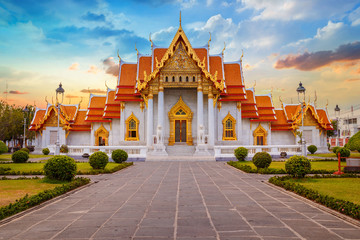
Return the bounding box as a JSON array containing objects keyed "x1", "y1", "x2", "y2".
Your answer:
[{"x1": 0, "y1": 162, "x2": 359, "y2": 240}]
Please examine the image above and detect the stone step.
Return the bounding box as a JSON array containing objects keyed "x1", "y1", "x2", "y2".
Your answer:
[
  {"x1": 166, "y1": 144, "x2": 196, "y2": 156},
  {"x1": 146, "y1": 155, "x2": 215, "y2": 161}
]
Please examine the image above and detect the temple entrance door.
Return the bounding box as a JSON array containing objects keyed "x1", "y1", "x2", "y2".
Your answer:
[{"x1": 175, "y1": 120, "x2": 187, "y2": 143}]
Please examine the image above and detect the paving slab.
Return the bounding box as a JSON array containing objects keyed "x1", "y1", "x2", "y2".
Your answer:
[{"x1": 0, "y1": 162, "x2": 359, "y2": 240}]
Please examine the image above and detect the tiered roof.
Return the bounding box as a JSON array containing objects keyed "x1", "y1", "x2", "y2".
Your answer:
[{"x1": 85, "y1": 94, "x2": 111, "y2": 122}]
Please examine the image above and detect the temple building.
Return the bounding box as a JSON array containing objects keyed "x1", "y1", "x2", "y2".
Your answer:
[{"x1": 29, "y1": 18, "x2": 333, "y2": 160}]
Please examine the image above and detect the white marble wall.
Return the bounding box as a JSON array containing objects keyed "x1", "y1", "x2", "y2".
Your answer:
[
  {"x1": 67, "y1": 131, "x2": 90, "y2": 146},
  {"x1": 272, "y1": 131, "x2": 296, "y2": 145},
  {"x1": 121, "y1": 102, "x2": 145, "y2": 145}
]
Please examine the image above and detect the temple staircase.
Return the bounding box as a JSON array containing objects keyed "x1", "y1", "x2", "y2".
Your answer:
[{"x1": 146, "y1": 144, "x2": 215, "y2": 161}]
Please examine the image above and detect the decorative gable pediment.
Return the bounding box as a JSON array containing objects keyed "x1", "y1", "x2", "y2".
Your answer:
[{"x1": 162, "y1": 42, "x2": 200, "y2": 73}]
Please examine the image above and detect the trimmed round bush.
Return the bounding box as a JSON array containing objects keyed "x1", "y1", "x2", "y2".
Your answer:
[
  {"x1": 234, "y1": 147, "x2": 248, "y2": 161},
  {"x1": 335, "y1": 147, "x2": 350, "y2": 161},
  {"x1": 12, "y1": 150, "x2": 29, "y2": 163},
  {"x1": 347, "y1": 131, "x2": 360, "y2": 151},
  {"x1": 0, "y1": 141, "x2": 8, "y2": 154},
  {"x1": 89, "y1": 151, "x2": 109, "y2": 169},
  {"x1": 332, "y1": 146, "x2": 340, "y2": 154},
  {"x1": 112, "y1": 149, "x2": 128, "y2": 163},
  {"x1": 285, "y1": 155, "x2": 311, "y2": 178},
  {"x1": 42, "y1": 148, "x2": 50, "y2": 155},
  {"x1": 60, "y1": 144, "x2": 69, "y2": 153},
  {"x1": 20, "y1": 148, "x2": 30, "y2": 154},
  {"x1": 44, "y1": 155, "x2": 77, "y2": 181},
  {"x1": 307, "y1": 145, "x2": 317, "y2": 154},
  {"x1": 252, "y1": 152, "x2": 272, "y2": 169}
]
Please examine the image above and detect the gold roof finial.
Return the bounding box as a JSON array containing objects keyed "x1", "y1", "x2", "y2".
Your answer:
[
  {"x1": 88, "y1": 87, "x2": 92, "y2": 95},
  {"x1": 179, "y1": 11, "x2": 182, "y2": 27},
  {"x1": 253, "y1": 80, "x2": 256, "y2": 89},
  {"x1": 105, "y1": 80, "x2": 109, "y2": 90},
  {"x1": 325, "y1": 99, "x2": 329, "y2": 110},
  {"x1": 240, "y1": 49, "x2": 244, "y2": 61},
  {"x1": 314, "y1": 90, "x2": 317, "y2": 108},
  {"x1": 279, "y1": 96, "x2": 283, "y2": 108},
  {"x1": 79, "y1": 97, "x2": 83, "y2": 108},
  {"x1": 222, "y1": 42, "x2": 226, "y2": 56},
  {"x1": 45, "y1": 96, "x2": 49, "y2": 104},
  {"x1": 117, "y1": 49, "x2": 121, "y2": 63},
  {"x1": 135, "y1": 43, "x2": 139, "y2": 57},
  {"x1": 51, "y1": 96, "x2": 54, "y2": 105},
  {"x1": 149, "y1": 33, "x2": 153, "y2": 48},
  {"x1": 207, "y1": 32, "x2": 211, "y2": 49}
]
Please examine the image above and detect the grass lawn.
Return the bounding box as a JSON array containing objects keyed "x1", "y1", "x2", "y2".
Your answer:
[
  {"x1": 0, "y1": 178, "x2": 65, "y2": 207},
  {"x1": 309, "y1": 152, "x2": 360, "y2": 158},
  {"x1": 285, "y1": 178, "x2": 360, "y2": 205},
  {"x1": 237, "y1": 161, "x2": 343, "y2": 171},
  {"x1": 0, "y1": 162, "x2": 126, "y2": 174}
]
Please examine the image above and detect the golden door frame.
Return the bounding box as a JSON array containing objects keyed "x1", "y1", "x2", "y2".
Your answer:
[
  {"x1": 94, "y1": 124, "x2": 109, "y2": 146},
  {"x1": 253, "y1": 123, "x2": 267, "y2": 145},
  {"x1": 168, "y1": 96, "x2": 193, "y2": 145}
]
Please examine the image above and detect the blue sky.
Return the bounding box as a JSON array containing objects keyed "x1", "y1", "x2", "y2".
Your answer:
[{"x1": 1, "y1": 0, "x2": 360, "y2": 116}]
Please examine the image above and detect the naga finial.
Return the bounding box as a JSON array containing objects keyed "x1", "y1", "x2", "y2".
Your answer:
[
  {"x1": 105, "y1": 80, "x2": 109, "y2": 90},
  {"x1": 135, "y1": 43, "x2": 139, "y2": 57},
  {"x1": 79, "y1": 97, "x2": 83, "y2": 108},
  {"x1": 222, "y1": 42, "x2": 226, "y2": 56},
  {"x1": 117, "y1": 49, "x2": 121, "y2": 63},
  {"x1": 240, "y1": 49, "x2": 244, "y2": 61},
  {"x1": 253, "y1": 80, "x2": 256, "y2": 89},
  {"x1": 314, "y1": 90, "x2": 317, "y2": 107},
  {"x1": 279, "y1": 96, "x2": 283, "y2": 106},
  {"x1": 207, "y1": 32, "x2": 211, "y2": 49},
  {"x1": 149, "y1": 33, "x2": 153, "y2": 48},
  {"x1": 45, "y1": 96, "x2": 48, "y2": 104}
]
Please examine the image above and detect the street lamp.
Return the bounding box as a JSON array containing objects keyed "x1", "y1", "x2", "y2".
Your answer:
[
  {"x1": 296, "y1": 82, "x2": 306, "y2": 156},
  {"x1": 22, "y1": 105, "x2": 29, "y2": 148},
  {"x1": 334, "y1": 104, "x2": 340, "y2": 147},
  {"x1": 55, "y1": 83, "x2": 65, "y2": 155}
]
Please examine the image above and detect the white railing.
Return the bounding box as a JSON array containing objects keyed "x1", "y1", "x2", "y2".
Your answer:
[
  {"x1": 214, "y1": 145, "x2": 302, "y2": 159},
  {"x1": 66, "y1": 145, "x2": 147, "y2": 159}
]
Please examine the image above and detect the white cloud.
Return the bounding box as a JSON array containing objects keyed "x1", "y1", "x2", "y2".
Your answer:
[
  {"x1": 152, "y1": 26, "x2": 176, "y2": 42},
  {"x1": 177, "y1": 0, "x2": 197, "y2": 9},
  {"x1": 349, "y1": 6, "x2": 360, "y2": 26},
  {"x1": 206, "y1": 0, "x2": 213, "y2": 7},
  {"x1": 314, "y1": 21, "x2": 344, "y2": 39}
]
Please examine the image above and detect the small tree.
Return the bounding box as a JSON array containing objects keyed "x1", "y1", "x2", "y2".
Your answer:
[
  {"x1": 89, "y1": 151, "x2": 109, "y2": 169},
  {"x1": 112, "y1": 149, "x2": 128, "y2": 163},
  {"x1": 234, "y1": 147, "x2": 248, "y2": 161},
  {"x1": 0, "y1": 141, "x2": 8, "y2": 154},
  {"x1": 285, "y1": 155, "x2": 311, "y2": 178},
  {"x1": 44, "y1": 155, "x2": 77, "y2": 181},
  {"x1": 307, "y1": 145, "x2": 317, "y2": 154}
]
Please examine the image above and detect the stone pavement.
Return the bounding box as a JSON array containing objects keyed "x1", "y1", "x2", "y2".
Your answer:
[{"x1": 0, "y1": 162, "x2": 359, "y2": 240}]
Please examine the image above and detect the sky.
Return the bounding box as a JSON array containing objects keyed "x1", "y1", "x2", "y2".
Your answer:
[{"x1": 1, "y1": 0, "x2": 360, "y2": 117}]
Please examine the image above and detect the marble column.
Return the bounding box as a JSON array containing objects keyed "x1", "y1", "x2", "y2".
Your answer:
[
  {"x1": 236, "y1": 102, "x2": 242, "y2": 144},
  {"x1": 208, "y1": 86, "x2": 214, "y2": 147},
  {"x1": 146, "y1": 88, "x2": 154, "y2": 148},
  {"x1": 197, "y1": 76, "x2": 204, "y2": 143},
  {"x1": 119, "y1": 102, "x2": 125, "y2": 142},
  {"x1": 157, "y1": 76, "x2": 164, "y2": 132}
]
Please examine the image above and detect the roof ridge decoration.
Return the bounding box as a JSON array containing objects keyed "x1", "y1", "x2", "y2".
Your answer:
[{"x1": 136, "y1": 19, "x2": 224, "y2": 93}]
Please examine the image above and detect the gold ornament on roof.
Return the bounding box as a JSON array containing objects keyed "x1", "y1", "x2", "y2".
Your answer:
[{"x1": 208, "y1": 32, "x2": 211, "y2": 49}]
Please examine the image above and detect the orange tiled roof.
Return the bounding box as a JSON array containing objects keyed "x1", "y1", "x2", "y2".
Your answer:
[
  {"x1": 138, "y1": 56, "x2": 152, "y2": 81},
  {"x1": 104, "y1": 89, "x2": 120, "y2": 118},
  {"x1": 70, "y1": 110, "x2": 91, "y2": 131},
  {"x1": 209, "y1": 56, "x2": 223, "y2": 81},
  {"x1": 271, "y1": 109, "x2": 293, "y2": 131},
  {"x1": 316, "y1": 108, "x2": 333, "y2": 130},
  {"x1": 154, "y1": 48, "x2": 167, "y2": 63},
  {"x1": 115, "y1": 63, "x2": 142, "y2": 102},
  {"x1": 241, "y1": 89, "x2": 258, "y2": 118},
  {"x1": 60, "y1": 105, "x2": 78, "y2": 122},
  {"x1": 85, "y1": 95, "x2": 110, "y2": 122},
  {"x1": 251, "y1": 95, "x2": 276, "y2": 122},
  {"x1": 220, "y1": 63, "x2": 246, "y2": 102},
  {"x1": 29, "y1": 109, "x2": 46, "y2": 131},
  {"x1": 194, "y1": 48, "x2": 208, "y2": 71},
  {"x1": 284, "y1": 104, "x2": 301, "y2": 121}
]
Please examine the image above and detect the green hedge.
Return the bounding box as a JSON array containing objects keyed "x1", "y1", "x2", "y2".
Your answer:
[
  {"x1": 269, "y1": 176, "x2": 360, "y2": 220},
  {"x1": 0, "y1": 177, "x2": 90, "y2": 220},
  {"x1": 227, "y1": 161, "x2": 334, "y2": 174}
]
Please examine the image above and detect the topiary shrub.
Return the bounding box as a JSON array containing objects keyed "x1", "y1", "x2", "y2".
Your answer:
[
  {"x1": 43, "y1": 155, "x2": 77, "y2": 181},
  {"x1": 112, "y1": 149, "x2": 128, "y2": 163},
  {"x1": 307, "y1": 145, "x2": 317, "y2": 154},
  {"x1": 285, "y1": 155, "x2": 311, "y2": 178},
  {"x1": 335, "y1": 147, "x2": 350, "y2": 162},
  {"x1": 42, "y1": 148, "x2": 50, "y2": 155},
  {"x1": 60, "y1": 144, "x2": 69, "y2": 153},
  {"x1": 20, "y1": 148, "x2": 30, "y2": 154},
  {"x1": 332, "y1": 146, "x2": 340, "y2": 154},
  {"x1": 347, "y1": 131, "x2": 360, "y2": 151},
  {"x1": 252, "y1": 152, "x2": 272, "y2": 169},
  {"x1": 89, "y1": 151, "x2": 109, "y2": 169},
  {"x1": 0, "y1": 141, "x2": 8, "y2": 155},
  {"x1": 12, "y1": 150, "x2": 29, "y2": 163},
  {"x1": 234, "y1": 147, "x2": 248, "y2": 161}
]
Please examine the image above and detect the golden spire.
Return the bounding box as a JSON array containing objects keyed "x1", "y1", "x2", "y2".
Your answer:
[
  {"x1": 279, "y1": 96, "x2": 283, "y2": 108},
  {"x1": 79, "y1": 97, "x2": 83, "y2": 109},
  {"x1": 45, "y1": 96, "x2": 49, "y2": 105},
  {"x1": 149, "y1": 33, "x2": 153, "y2": 48},
  {"x1": 240, "y1": 49, "x2": 244, "y2": 61},
  {"x1": 207, "y1": 32, "x2": 211, "y2": 49},
  {"x1": 105, "y1": 80, "x2": 109, "y2": 90},
  {"x1": 179, "y1": 11, "x2": 182, "y2": 27},
  {"x1": 117, "y1": 49, "x2": 121, "y2": 63},
  {"x1": 135, "y1": 43, "x2": 139, "y2": 57},
  {"x1": 314, "y1": 90, "x2": 317, "y2": 108},
  {"x1": 222, "y1": 42, "x2": 226, "y2": 57}
]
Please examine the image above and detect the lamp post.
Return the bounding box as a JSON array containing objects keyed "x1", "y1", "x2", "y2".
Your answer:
[
  {"x1": 22, "y1": 105, "x2": 29, "y2": 148},
  {"x1": 55, "y1": 83, "x2": 65, "y2": 155},
  {"x1": 334, "y1": 104, "x2": 340, "y2": 147},
  {"x1": 296, "y1": 82, "x2": 306, "y2": 156}
]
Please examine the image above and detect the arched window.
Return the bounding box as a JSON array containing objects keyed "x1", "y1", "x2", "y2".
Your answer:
[
  {"x1": 186, "y1": 76, "x2": 189, "y2": 82},
  {"x1": 165, "y1": 76, "x2": 168, "y2": 82},
  {"x1": 253, "y1": 124, "x2": 267, "y2": 145},
  {"x1": 179, "y1": 76, "x2": 182, "y2": 82},
  {"x1": 222, "y1": 112, "x2": 236, "y2": 140},
  {"x1": 193, "y1": 76, "x2": 196, "y2": 82},
  {"x1": 172, "y1": 76, "x2": 175, "y2": 82},
  {"x1": 125, "y1": 113, "x2": 139, "y2": 141}
]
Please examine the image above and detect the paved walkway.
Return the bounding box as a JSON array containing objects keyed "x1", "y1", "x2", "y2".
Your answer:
[{"x1": 0, "y1": 162, "x2": 359, "y2": 240}]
